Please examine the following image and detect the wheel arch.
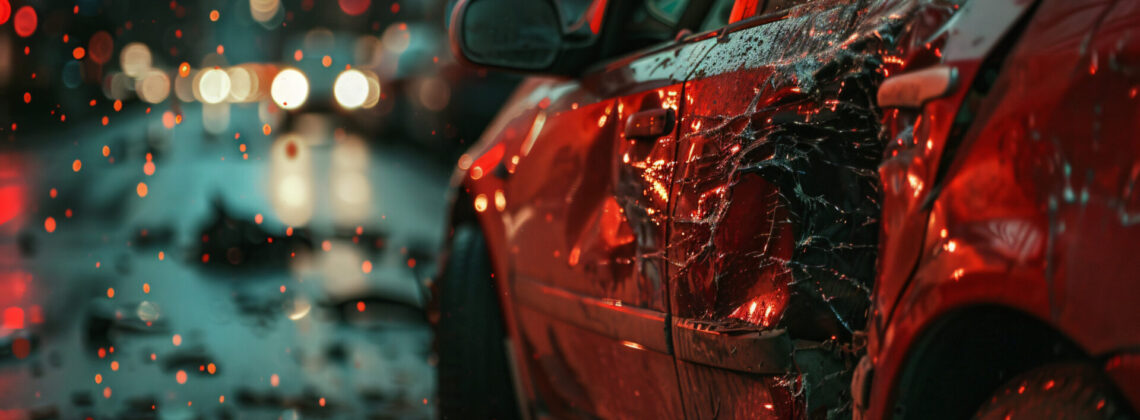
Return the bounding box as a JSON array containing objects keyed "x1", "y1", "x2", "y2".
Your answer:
[
  {"x1": 889, "y1": 304, "x2": 1086, "y2": 420},
  {"x1": 434, "y1": 176, "x2": 538, "y2": 411}
]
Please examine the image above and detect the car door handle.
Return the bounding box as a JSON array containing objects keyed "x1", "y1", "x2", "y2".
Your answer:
[{"x1": 624, "y1": 108, "x2": 676, "y2": 140}]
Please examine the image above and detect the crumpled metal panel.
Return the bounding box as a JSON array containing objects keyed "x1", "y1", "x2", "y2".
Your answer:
[
  {"x1": 666, "y1": 0, "x2": 962, "y2": 416},
  {"x1": 671, "y1": 0, "x2": 960, "y2": 339}
]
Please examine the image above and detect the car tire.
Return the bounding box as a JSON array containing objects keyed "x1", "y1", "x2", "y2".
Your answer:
[
  {"x1": 972, "y1": 362, "x2": 1134, "y2": 420},
  {"x1": 436, "y1": 224, "x2": 520, "y2": 420}
]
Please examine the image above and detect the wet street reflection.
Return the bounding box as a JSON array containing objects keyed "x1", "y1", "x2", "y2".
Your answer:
[
  {"x1": 0, "y1": 0, "x2": 517, "y2": 417},
  {"x1": 1, "y1": 106, "x2": 449, "y2": 419}
]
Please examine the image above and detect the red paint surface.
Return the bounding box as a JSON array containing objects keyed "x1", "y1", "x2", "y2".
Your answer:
[{"x1": 446, "y1": 0, "x2": 1140, "y2": 417}]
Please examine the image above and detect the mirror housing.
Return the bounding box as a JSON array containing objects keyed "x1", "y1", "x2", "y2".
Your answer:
[{"x1": 449, "y1": 0, "x2": 606, "y2": 76}]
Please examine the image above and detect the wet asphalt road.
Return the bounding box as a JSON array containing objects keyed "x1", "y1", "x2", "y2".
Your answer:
[{"x1": 0, "y1": 103, "x2": 447, "y2": 419}]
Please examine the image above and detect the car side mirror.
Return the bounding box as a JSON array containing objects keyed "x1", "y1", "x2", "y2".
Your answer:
[
  {"x1": 450, "y1": 0, "x2": 606, "y2": 75},
  {"x1": 450, "y1": 0, "x2": 562, "y2": 71}
]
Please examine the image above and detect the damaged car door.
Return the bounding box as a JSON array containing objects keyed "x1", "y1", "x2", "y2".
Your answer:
[
  {"x1": 667, "y1": 0, "x2": 912, "y2": 416},
  {"x1": 500, "y1": 3, "x2": 716, "y2": 417}
]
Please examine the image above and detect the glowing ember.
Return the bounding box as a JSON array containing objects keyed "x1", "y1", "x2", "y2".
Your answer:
[
  {"x1": 136, "y1": 182, "x2": 148, "y2": 197},
  {"x1": 270, "y1": 373, "x2": 280, "y2": 387},
  {"x1": 143, "y1": 283, "x2": 150, "y2": 293},
  {"x1": 209, "y1": 9, "x2": 219, "y2": 21},
  {"x1": 143, "y1": 161, "x2": 155, "y2": 175},
  {"x1": 361, "y1": 260, "x2": 372, "y2": 273},
  {"x1": 110, "y1": 360, "x2": 119, "y2": 371},
  {"x1": 207, "y1": 363, "x2": 216, "y2": 374},
  {"x1": 106, "y1": 288, "x2": 114, "y2": 298},
  {"x1": 102, "y1": 145, "x2": 110, "y2": 156},
  {"x1": 95, "y1": 374, "x2": 102, "y2": 384},
  {"x1": 176, "y1": 370, "x2": 187, "y2": 384},
  {"x1": 72, "y1": 47, "x2": 85, "y2": 59},
  {"x1": 72, "y1": 159, "x2": 82, "y2": 172},
  {"x1": 172, "y1": 334, "x2": 182, "y2": 346},
  {"x1": 44, "y1": 217, "x2": 56, "y2": 233}
]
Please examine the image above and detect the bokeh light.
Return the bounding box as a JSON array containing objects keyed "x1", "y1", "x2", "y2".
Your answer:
[
  {"x1": 136, "y1": 70, "x2": 171, "y2": 104},
  {"x1": 87, "y1": 31, "x2": 113, "y2": 64},
  {"x1": 270, "y1": 68, "x2": 308, "y2": 110},
  {"x1": 338, "y1": 0, "x2": 371, "y2": 16},
  {"x1": 417, "y1": 77, "x2": 451, "y2": 111},
  {"x1": 13, "y1": 6, "x2": 36, "y2": 38},
  {"x1": 225, "y1": 66, "x2": 257, "y2": 102},
  {"x1": 195, "y1": 68, "x2": 231, "y2": 104},
  {"x1": 381, "y1": 23, "x2": 411, "y2": 53},
  {"x1": 249, "y1": 0, "x2": 280, "y2": 24},
  {"x1": 119, "y1": 42, "x2": 152, "y2": 78},
  {"x1": 0, "y1": 1, "x2": 10, "y2": 26},
  {"x1": 334, "y1": 69, "x2": 368, "y2": 109}
]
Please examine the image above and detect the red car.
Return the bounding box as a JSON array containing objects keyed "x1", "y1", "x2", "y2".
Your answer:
[{"x1": 434, "y1": 0, "x2": 1140, "y2": 418}]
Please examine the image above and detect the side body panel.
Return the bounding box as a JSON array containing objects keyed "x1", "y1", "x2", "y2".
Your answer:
[
  {"x1": 455, "y1": 38, "x2": 716, "y2": 417},
  {"x1": 505, "y1": 74, "x2": 684, "y2": 417},
  {"x1": 867, "y1": 0, "x2": 1140, "y2": 417}
]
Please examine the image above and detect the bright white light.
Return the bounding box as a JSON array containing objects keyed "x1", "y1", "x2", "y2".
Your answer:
[
  {"x1": 197, "y1": 68, "x2": 231, "y2": 104},
  {"x1": 271, "y1": 68, "x2": 309, "y2": 110},
  {"x1": 334, "y1": 69, "x2": 369, "y2": 109},
  {"x1": 278, "y1": 174, "x2": 308, "y2": 207}
]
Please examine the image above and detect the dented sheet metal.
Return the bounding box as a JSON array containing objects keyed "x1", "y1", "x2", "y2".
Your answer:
[{"x1": 664, "y1": 0, "x2": 962, "y2": 416}]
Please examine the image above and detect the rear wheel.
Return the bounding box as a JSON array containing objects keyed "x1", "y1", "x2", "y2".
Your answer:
[
  {"x1": 972, "y1": 362, "x2": 1134, "y2": 420},
  {"x1": 436, "y1": 224, "x2": 519, "y2": 420}
]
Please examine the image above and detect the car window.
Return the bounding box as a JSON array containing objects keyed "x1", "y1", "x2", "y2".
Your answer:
[
  {"x1": 647, "y1": 0, "x2": 691, "y2": 25},
  {"x1": 699, "y1": 0, "x2": 737, "y2": 31},
  {"x1": 558, "y1": 0, "x2": 596, "y2": 29}
]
